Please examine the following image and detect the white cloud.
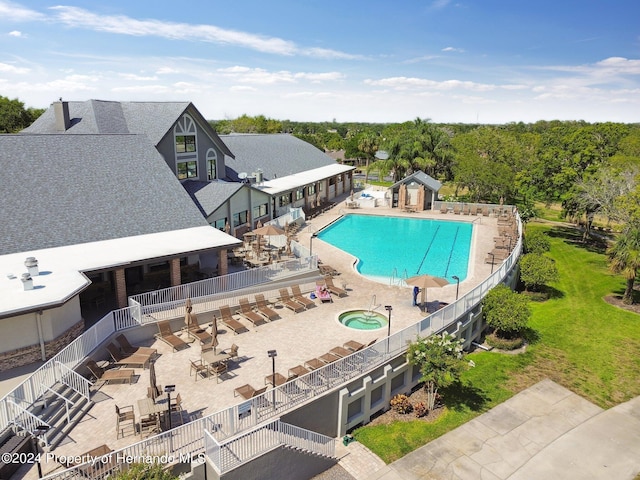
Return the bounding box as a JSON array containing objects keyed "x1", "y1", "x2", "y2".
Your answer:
[
  {"x1": 442, "y1": 47, "x2": 465, "y2": 53},
  {"x1": 0, "y1": 0, "x2": 45, "y2": 21},
  {"x1": 364, "y1": 76, "x2": 506, "y2": 92},
  {"x1": 119, "y1": 73, "x2": 158, "y2": 81},
  {"x1": 0, "y1": 62, "x2": 30, "y2": 74},
  {"x1": 8, "y1": 30, "x2": 23, "y2": 37},
  {"x1": 217, "y1": 66, "x2": 344, "y2": 85},
  {"x1": 230, "y1": 85, "x2": 257, "y2": 92},
  {"x1": 48, "y1": 5, "x2": 360, "y2": 59}
]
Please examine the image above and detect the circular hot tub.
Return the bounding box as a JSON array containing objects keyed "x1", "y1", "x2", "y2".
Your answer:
[{"x1": 338, "y1": 310, "x2": 388, "y2": 330}]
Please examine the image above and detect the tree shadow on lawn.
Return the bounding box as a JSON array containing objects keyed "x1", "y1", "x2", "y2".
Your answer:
[
  {"x1": 546, "y1": 225, "x2": 607, "y2": 255},
  {"x1": 440, "y1": 381, "x2": 489, "y2": 413}
]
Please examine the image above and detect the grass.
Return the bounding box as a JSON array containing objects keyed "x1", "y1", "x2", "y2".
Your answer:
[{"x1": 353, "y1": 222, "x2": 640, "y2": 463}]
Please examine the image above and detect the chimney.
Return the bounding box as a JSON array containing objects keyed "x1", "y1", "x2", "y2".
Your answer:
[
  {"x1": 24, "y1": 257, "x2": 39, "y2": 276},
  {"x1": 21, "y1": 273, "x2": 33, "y2": 291},
  {"x1": 53, "y1": 100, "x2": 71, "y2": 131}
]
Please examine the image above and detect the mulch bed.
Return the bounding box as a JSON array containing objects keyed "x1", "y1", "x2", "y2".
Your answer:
[
  {"x1": 603, "y1": 294, "x2": 640, "y2": 315},
  {"x1": 367, "y1": 387, "x2": 444, "y2": 426}
]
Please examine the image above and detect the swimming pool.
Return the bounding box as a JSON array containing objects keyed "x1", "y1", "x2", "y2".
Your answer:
[{"x1": 317, "y1": 215, "x2": 472, "y2": 284}]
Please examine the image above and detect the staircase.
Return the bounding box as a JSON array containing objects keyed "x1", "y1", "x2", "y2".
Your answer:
[{"x1": 9, "y1": 381, "x2": 94, "y2": 450}]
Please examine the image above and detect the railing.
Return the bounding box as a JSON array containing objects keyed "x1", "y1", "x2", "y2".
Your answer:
[
  {"x1": 19, "y1": 204, "x2": 520, "y2": 478},
  {"x1": 40, "y1": 386, "x2": 73, "y2": 425},
  {"x1": 7, "y1": 400, "x2": 51, "y2": 445},
  {"x1": 56, "y1": 362, "x2": 91, "y2": 403},
  {"x1": 204, "y1": 419, "x2": 336, "y2": 474}
]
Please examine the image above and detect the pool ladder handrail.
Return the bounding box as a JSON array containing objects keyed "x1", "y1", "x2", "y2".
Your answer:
[{"x1": 367, "y1": 295, "x2": 381, "y2": 315}]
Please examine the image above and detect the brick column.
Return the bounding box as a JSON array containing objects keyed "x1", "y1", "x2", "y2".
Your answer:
[
  {"x1": 170, "y1": 258, "x2": 181, "y2": 286},
  {"x1": 114, "y1": 268, "x2": 128, "y2": 309},
  {"x1": 218, "y1": 249, "x2": 228, "y2": 276}
]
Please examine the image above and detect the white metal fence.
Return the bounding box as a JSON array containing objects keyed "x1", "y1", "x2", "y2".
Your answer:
[{"x1": 204, "y1": 419, "x2": 336, "y2": 474}]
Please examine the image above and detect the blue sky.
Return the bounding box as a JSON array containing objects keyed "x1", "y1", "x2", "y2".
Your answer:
[{"x1": 1, "y1": 0, "x2": 639, "y2": 123}]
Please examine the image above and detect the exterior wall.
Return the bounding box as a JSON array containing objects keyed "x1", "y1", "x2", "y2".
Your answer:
[
  {"x1": 156, "y1": 111, "x2": 227, "y2": 182},
  {"x1": 216, "y1": 446, "x2": 336, "y2": 480},
  {"x1": 281, "y1": 387, "x2": 341, "y2": 437}
]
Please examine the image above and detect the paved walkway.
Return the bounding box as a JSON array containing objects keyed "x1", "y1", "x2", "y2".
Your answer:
[{"x1": 337, "y1": 379, "x2": 640, "y2": 480}]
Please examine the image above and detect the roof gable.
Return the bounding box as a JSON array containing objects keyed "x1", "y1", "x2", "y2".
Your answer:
[{"x1": 391, "y1": 170, "x2": 442, "y2": 191}]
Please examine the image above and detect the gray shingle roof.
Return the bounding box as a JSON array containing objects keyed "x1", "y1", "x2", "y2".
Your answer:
[
  {"x1": 221, "y1": 134, "x2": 337, "y2": 182},
  {"x1": 182, "y1": 180, "x2": 245, "y2": 217},
  {"x1": 391, "y1": 170, "x2": 442, "y2": 192},
  {"x1": 0, "y1": 134, "x2": 209, "y2": 255},
  {"x1": 23, "y1": 100, "x2": 234, "y2": 157}
]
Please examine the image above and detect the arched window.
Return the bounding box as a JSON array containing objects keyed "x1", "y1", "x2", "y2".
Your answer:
[
  {"x1": 206, "y1": 149, "x2": 217, "y2": 180},
  {"x1": 174, "y1": 115, "x2": 198, "y2": 179}
]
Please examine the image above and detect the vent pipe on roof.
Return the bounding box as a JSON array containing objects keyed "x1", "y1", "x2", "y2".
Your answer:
[
  {"x1": 53, "y1": 100, "x2": 71, "y2": 131},
  {"x1": 21, "y1": 273, "x2": 33, "y2": 291},
  {"x1": 25, "y1": 257, "x2": 39, "y2": 276}
]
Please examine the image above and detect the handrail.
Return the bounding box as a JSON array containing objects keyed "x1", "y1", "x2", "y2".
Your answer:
[
  {"x1": 7, "y1": 400, "x2": 51, "y2": 446},
  {"x1": 204, "y1": 419, "x2": 336, "y2": 474},
  {"x1": 40, "y1": 385, "x2": 73, "y2": 425},
  {"x1": 56, "y1": 361, "x2": 91, "y2": 403}
]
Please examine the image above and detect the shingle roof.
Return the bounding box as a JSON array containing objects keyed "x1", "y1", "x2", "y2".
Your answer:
[
  {"x1": 390, "y1": 170, "x2": 442, "y2": 192},
  {"x1": 221, "y1": 134, "x2": 337, "y2": 182},
  {"x1": 0, "y1": 134, "x2": 209, "y2": 255},
  {"x1": 22, "y1": 100, "x2": 234, "y2": 156},
  {"x1": 182, "y1": 180, "x2": 245, "y2": 217}
]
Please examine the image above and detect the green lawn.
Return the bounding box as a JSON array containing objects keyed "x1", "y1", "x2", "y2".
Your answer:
[{"x1": 354, "y1": 222, "x2": 640, "y2": 463}]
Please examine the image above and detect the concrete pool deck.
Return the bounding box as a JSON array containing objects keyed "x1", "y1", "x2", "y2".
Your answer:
[{"x1": 10, "y1": 200, "x2": 501, "y2": 479}]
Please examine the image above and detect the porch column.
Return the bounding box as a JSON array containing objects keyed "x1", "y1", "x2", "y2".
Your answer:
[
  {"x1": 219, "y1": 249, "x2": 228, "y2": 276},
  {"x1": 114, "y1": 268, "x2": 128, "y2": 309},
  {"x1": 170, "y1": 258, "x2": 181, "y2": 287}
]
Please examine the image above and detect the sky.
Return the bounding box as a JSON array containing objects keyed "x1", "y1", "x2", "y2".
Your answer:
[{"x1": 1, "y1": 0, "x2": 639, "y2": 124}]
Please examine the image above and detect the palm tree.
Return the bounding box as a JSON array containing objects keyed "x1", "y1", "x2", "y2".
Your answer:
[
  {"x1": 607, "y1": 224, "x2": 640, "y2": 304},
  {"x1": 357, "y1": 132, "x2": 379, "y2": 185}
]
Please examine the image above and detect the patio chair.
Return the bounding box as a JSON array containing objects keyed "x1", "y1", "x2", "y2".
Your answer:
[
  {"x1": 221, "y1": 343, "x2": 239, "y2": 361},
  {"x1": 190, "y1": 359, "x2": 209, "y2": 381},
  {"x1": 238, "y1": 298, "x2": 267, "y2": 326},
  {"x1": 155, "y1": 320, "x2": 189, "y2": 352},
  {"x1": 279, "y1": 288, "x2": 305, "y2": 313},
  {"x1": 234, "y1": 384, "x2": 268, "y2": 400},
  {"x1": 106, "y1": 343, "x2": 152, "y2": 369},
  {"x1": 209, "y1": 362, "x2": 228, "y2": 383},
  {"x1": 291, "y1": 285, "x2": 316, "y2": 309},
  {"x1": 115, "y1": 404, "x2": 136, "y2": 438},
  {"x1": 453, "y1": 204, "x2": 461, "y2": 215},
  {"x1": 170, "y1": 393, "x2": 185, "y2": 425},
  {"x1": 440, "y1": 203, "x2": 448, "y2": 214},
  {"x1": 219, "y1": 305, "x2": 249, "y2": 334},
  {"x1": 185, "y1": 311, "x2": 212, "y2": 344},
  {"x1": 324, "y1": 276, "x2": 348, "y2": 297},
  {"x1": 254, "y1": 294, "x2": 279, "y2": 321},
  {"x1": 139, "y1": 414, "x2": 160, "y2": 438},
  {"x1": 86, "y1": 359, "x2": 134, "y2": 386},
  {"x1": 115, "y1": 334, "x2": 157, "y2": 358}
]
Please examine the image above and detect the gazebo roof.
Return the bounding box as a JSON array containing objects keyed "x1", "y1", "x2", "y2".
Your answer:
[{"x1": 390, "y1": 171, "x2": 442, "y2": 192}]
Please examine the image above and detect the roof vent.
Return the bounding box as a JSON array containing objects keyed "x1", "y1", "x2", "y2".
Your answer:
[
  {"x1": 254, "y1": 169, "x2": 263, "y2": 183},
  {"x1": 25, "y1": 257, "x2": 39, "y2": 276},
  {"x1": 21, "y1": 273, "x2": 33, "y2": 291}
]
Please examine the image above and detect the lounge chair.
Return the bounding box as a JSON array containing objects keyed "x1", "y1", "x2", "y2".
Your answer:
[
  {"x1": 254, "y1": 294, "x2": 279, "y2": 321},
  {"x1": 185, "y1": 311, "x2": 212, "y2": 344},
  {"x1": 155, "y1": 320, "x2": 189, "y2": 352},
  {"x1": 462, "y1": 205, "x2": 470, "y2": 215},
  {"x1": 343, "y1": 340, "x2": 364, "y2": 352},
  {"x1": 319, "y1": 264, "x2": 339, "y2": 276},
  {"x1": 315, "y1": 285, "x2": 332, "y2": 303},
  {"x1": 115, "y1": 334, "x2": 157, "y2": 358},
  {"x1": 238, "y1": 298, "x2": 267, "y2": 326},
  {"x1": 291, "y1": 285, "x2": 316, "y2": 309},
  {"x1": 106, "y1": 343, "x2": 152, "y2": 369},
  {"x1": 234, "y1": 384, "x2": 268, "y2": 400},
  {"x1": 86, "y1": 360, "x2": 134, "y2": 386},
  {"x1": 453, "y1": 204, "x2": 461, "y2": 214},
  {"x1": 329, "y1": 346, "x2": 352, "y2": 358},
  {"x1": 219, "y1": 305, "x2": 249, "y2": 334},
  {"x1": 279, "y1": 288, "x2": 305, "y2": 313},
  {"x1": 324, "y1": 276, "x2": 348, "y2": 297},
  {"x1": 440, "y1": 204, "x2": 448, "y2": 214}
]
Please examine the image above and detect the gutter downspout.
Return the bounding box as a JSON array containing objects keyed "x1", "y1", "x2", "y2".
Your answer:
[{"x1": 36, "y1": 310, "x2": 46, "y2": 361}]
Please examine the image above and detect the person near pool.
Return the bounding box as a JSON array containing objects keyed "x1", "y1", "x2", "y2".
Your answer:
[{"x1": 412, "y1": 286, "x2": 420, "y2": 306}]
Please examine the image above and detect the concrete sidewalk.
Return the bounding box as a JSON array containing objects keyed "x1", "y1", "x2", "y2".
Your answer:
[{"x1": 354, "y1": 379, "x2": 640, "y2": 480}]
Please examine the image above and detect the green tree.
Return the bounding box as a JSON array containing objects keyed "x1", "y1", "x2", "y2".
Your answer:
[
  {"x1": 524, "y1": 230, "x2": 551, "y2": 254},
  {"x1": 519, "y1": 253, "x2": 559, "y2": 292},
  {"x1": 607, "y1": 224, "x2": 640, "y2": 304},
  {"x1": 482, "y1": 284, "x2": 531, "y2": 338},
  {"x1": 113, "y1": 462, "x2": 178, "y2": 479},
  {"x1": 406, "y1": 334, "x2": 468, "y2": 411},
  {"x1": 0, "y1": 95, "x2": 44, "y2": 132}
]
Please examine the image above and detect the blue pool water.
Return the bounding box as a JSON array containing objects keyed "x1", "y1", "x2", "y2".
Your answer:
[{"x1": 317, "y1": 215, "x2": 472, "y2": 283}]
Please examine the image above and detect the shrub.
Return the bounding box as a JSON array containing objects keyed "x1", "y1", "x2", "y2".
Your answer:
[
  {"x1": 413, "y1": 401, "x2": 428, "y2": 418},
  {"x1": 524, "y1": 229, "x2": 550, "y2": 254},
  {"x1": 485, "y1": 332, "x2": 525, "y2": 350},
  {"x1": 390, "y1": 394, "x2": 412, "y2": 414},
  {"x1": 482, "y1": 284, "x2": 531, "y2": 338},
  {"x1": 519, "y1": 253, "x2": 559, "y2": 292}
]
